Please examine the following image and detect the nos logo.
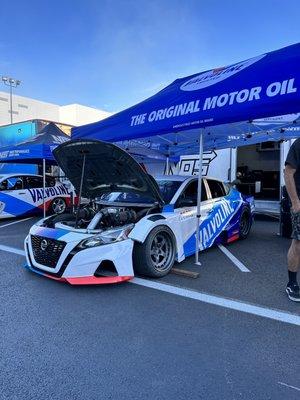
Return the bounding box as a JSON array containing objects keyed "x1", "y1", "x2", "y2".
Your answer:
[{"x1": 180, "y1": 54, "x2": 265, "y2": 91}]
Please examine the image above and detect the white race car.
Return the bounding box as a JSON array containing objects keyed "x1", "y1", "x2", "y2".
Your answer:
[
  {"x1": 24, "y1": 140, "x2": 254, "y2": 285},
  {"x1": 0, "y1": 173, "x2": 73, "y2": 219}
]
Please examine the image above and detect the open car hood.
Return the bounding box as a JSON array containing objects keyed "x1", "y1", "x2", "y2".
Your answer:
[{"x1": 53, "y1": 139, "x2": 164, "y2": 204}]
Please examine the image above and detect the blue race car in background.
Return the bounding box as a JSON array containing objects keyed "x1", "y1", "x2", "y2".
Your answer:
[{"x1": 0, "y1": 173, "x2": 73, "y2": 219}]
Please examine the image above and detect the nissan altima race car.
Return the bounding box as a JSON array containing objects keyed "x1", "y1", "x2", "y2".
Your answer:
[
  {"x1": 24, "y1": 140, "x2": 254, "y2": 285},
  {"x1": 0, "y1": 173, "x2": 73, "y2": 219}
]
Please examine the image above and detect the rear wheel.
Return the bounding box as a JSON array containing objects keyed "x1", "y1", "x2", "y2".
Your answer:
[
  {"x1": 133, "y1": 226, "x2": 176, "y2": 278},
  {"x1": 50, "y1": 198, "x2": 66, "y2": 215},
  {"x1": 239, "y1": 208, "x2": 251, "y2": 239}
]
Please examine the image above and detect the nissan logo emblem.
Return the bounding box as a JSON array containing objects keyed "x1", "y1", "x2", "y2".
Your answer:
[{"x1": 40, "y1": 239, "x2": 48, "y2": 251}]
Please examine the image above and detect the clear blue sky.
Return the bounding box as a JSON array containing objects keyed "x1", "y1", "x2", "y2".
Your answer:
[{"x1": 0, "y1": 0, "x2": 299, "y2": 113}]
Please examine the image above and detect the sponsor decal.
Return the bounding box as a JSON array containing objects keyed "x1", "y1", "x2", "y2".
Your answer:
[
  {"x1": 253, "y1": 113, "x2": 300, "y2": 126},
  {"x1": 179, "y1": 151, "x2": 217, "y2": 176},
  {"x1": 180, "y1": 54, "x2": 265, "y2": 91},
  {"x1": 180, "y1": 209, "x2": 196, "y2": 219},
  {"x1": 28, "y1": 184, "x2": 70, "y2": 203},
  {"x1": 0, "y1": 149, "x2": 30, "y2": 158},
  {"x1": 130, "y1": 76, "x2": 298, "y2": 129},
  {"x1": 50, "y1": 135, "x2": 69, "y2": 145},
  {"x1": 199, "y1": 195, "x2": 242, "y2": 250}
]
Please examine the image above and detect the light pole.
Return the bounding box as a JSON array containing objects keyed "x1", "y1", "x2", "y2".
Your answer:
[{"x1": 1, "y1": 76, "x2": 21, "y2": 124}]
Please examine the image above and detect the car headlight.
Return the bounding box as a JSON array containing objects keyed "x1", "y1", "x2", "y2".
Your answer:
[{"x1": 78, "y1": 224, "x2": 134, "y2": 249}]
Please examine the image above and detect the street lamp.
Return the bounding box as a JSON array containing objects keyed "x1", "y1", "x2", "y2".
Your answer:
[{"x1": 1, "y1": 76, "x2": 21, "y2": 124}]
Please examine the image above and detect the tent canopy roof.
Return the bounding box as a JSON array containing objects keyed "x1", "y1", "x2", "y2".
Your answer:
[
  {"x1": 0, "y1": 122, "x2": 70, "y2": 164},
  {"x1": 72, "y1": 43, "x2": 300, "y2": 154}
]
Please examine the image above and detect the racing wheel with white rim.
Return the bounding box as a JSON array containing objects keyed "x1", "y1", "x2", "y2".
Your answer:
[
  {"x1": 133, "y1": 225, "x2": 176, "y2": 278},
  {"x1": 50, "y1": 197, "x2": 66, "y2": 215}
]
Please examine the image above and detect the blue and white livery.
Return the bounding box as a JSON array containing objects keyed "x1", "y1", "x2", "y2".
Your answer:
[
  {"x1": 24, "y1": 140, "x2": 254, "y2": 285},
  {"x1": 0, "y1": 173, "x2": 73, "y2": 219}
]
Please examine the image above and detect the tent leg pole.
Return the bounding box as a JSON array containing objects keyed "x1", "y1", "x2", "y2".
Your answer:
[
  {"x1": 195, "y1": 132, "x2": 204, "y2": 266},
  {"x1": 166, "y1": 156, "x2": 169, "y2": 175},
  {"x1": 43, "y1": 159, "x2": 46, "y2": 219}
]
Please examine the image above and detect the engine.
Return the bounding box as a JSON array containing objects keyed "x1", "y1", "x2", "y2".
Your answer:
[
  {"x1": 73, "y1": 205, "x2": 138, "y2": 229},
  {"x1": 98, "y1": 208, "x2": 137, "y2": 228},
  {"x1": 43, "y1": 204, "x2": 138, "y2": 230}
]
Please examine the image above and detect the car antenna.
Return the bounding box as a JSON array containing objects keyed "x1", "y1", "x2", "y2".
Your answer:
[{"x1": 75, "y1": 150, "x2": 88, "y2": 228}]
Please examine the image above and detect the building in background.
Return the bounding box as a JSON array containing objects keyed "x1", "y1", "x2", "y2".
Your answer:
[
  {"x1": 0, "y1": 91, "x2": 111, "y2": 175},
  {"x1": 0, "y1": 91, "x2": 111, "y2": 127}
]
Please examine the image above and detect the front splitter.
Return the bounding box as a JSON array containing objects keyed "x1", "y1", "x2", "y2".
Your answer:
[{"x1": 24, "y1": 264, "x2": 133, "y2": 285}]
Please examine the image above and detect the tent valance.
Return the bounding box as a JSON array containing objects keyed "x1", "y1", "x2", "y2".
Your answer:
[{"x1": 72, "y1": 43, "x2": 300, "y2": 149}]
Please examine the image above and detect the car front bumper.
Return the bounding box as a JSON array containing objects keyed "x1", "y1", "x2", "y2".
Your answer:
[{"x1": 24, "y1": 225, "x2": 134, "y2": 285}]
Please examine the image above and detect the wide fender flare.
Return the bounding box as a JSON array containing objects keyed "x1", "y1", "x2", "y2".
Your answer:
[{"x1": 128, "y1": 216, "x2": 183, "y2": 261}]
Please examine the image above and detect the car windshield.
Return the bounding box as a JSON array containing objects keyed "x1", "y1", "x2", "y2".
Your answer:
[
  {"x1": 98, "y1": 179, "x2": 182, "y2": 205},
  {"x1": 156, "y1": 180, "x2": 182, "y2": 203}
]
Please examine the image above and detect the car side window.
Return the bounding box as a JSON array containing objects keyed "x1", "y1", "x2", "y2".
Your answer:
[
  {"x1": 46, "y1": 176, "x2": 56, "y2": 187},
  {"x1": 176, "y1": 180, "x2": 207, "y2": 208},
  {"x1": 4, "y1": 177, "x2": 24, "y2": 190},
  {"x1": 0, "y1": 180, "x2": 8, "y2": 191},
  {"x1": 207, "y1": 179, "x2": 226, "y2": 198},
  {"x1": 23, "y1": 176, "x2": 43, "y2": 189}
]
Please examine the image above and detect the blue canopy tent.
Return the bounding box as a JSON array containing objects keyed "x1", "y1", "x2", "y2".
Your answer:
[
  {"x1": 0, "y1": 122, "x2": 70, "y2": 164},
  {"x1": 0, "y1": 122, "x2": 70, "y2": 217},
  {"x1": 72, "y1": 42, "x2": 300, "y2": 263}
]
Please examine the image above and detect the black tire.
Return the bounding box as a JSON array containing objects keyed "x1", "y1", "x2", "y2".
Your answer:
[
  {"x1": 239, "y1": 207, "x2": 252, "y2": 239},
  {"x1": 50, "y1": 197, "x2": 67, "y2": 215},
  {"x1": 133, "y1": 225, "x2": 176, "y2": 278}
]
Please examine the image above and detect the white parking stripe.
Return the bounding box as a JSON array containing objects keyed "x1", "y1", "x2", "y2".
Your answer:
[
  {"x1": 218, "y1": 244, "x2": 251, "y2": 272},
  {"x1": 131, "y1": 278, "x2": 300, "y2": 326},
  {"x1": 0, "y1": 244, "x2": 26, "y2": 256},
  {"x1": 1, "y1": 245, "x2": 299, "y2": 327},
  {"x1": 278, "y1": 382, "x2": 300, "y2": 392},
  {"x1": 0, "y1": 217, "x2": 33, "y2": 229}
]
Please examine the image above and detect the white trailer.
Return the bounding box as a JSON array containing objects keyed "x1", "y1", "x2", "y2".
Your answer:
[{"x1": 145, "y1": 140, "x2": 295, "y2": 216}]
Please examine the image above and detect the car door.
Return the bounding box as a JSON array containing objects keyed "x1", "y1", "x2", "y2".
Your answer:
[
  {"x1": 23, "y1": 175, "x2": 46, "y2": 213},
  {"x1": 173, "y1": 178, "x2": 212, "y2": 257},
  {"x1": 200, "y1": 178, "x2": 241, "y2": 250},
  {"x1": 0, "y1": 175, "x2": 29, "y2": 218}
]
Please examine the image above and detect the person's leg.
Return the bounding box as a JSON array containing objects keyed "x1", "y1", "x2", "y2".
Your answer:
[
  {"x1": 286, "y1": 239, "x2": 300, "y2": 302},
  {"x1": 288, "y1": 240, "x2": 300, "y2": 275}
]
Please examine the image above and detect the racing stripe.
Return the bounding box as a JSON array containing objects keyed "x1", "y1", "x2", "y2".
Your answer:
[
  {"x1": 33, "y1": 227, "x2": 70, "y2": 239},
  {"x1": 0, "y1": 192, "x2": 36, "y2": 216}
]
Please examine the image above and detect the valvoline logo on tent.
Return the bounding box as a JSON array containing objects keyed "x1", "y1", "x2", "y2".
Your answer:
[{"x1": 180, "y1": 54, "x2": 265, "y2": 91}]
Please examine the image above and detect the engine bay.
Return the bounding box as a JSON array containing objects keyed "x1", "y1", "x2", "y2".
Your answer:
[{"x1": 43, "y1": 201, "x2": 159, "y2": 231}]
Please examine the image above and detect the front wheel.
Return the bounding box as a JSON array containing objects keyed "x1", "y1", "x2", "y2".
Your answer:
[
  {"x1": 50, "y1": 197, "x2": 66, "y2": 215},
  {"x1": 133, "y1": 226, "x2": 176, "y2": 278},
  {"x1": 239, "y1": 208, "x2": 252, "y2": 239}
]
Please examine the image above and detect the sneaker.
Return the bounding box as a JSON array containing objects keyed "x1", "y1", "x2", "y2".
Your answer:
[{"x1": 286, "y1": 283, "x2": 300, "y2": 302}]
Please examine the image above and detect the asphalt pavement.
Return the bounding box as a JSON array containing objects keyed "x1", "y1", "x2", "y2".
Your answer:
[{"x1": 0, "y1": 216, "x2": 299, "y2": 400}]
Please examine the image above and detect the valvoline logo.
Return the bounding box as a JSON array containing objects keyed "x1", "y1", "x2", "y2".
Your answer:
[{"x1": 180, "y1": 54, "x2": 265, "y2": 91}]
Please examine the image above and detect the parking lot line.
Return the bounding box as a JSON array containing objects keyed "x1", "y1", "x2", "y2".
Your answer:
[
  {"x1": 0, "y1": 244, "x2": 26, "y2": 256},
  {"x1": 1, "y1": 244, "x2": 299, "y2": 327},
  {"x1": 278, "y1": 382, "x2": 300, "y2": 392},
  {"x1": 0, "y1": 217, "x2": 33, "y2": 229},
  {"x1": 218, "y1": 244, "x2": 251, "y2": 272},
  {"x1": 131, "y1": 278, "x2": 300, "y2": 326}
]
